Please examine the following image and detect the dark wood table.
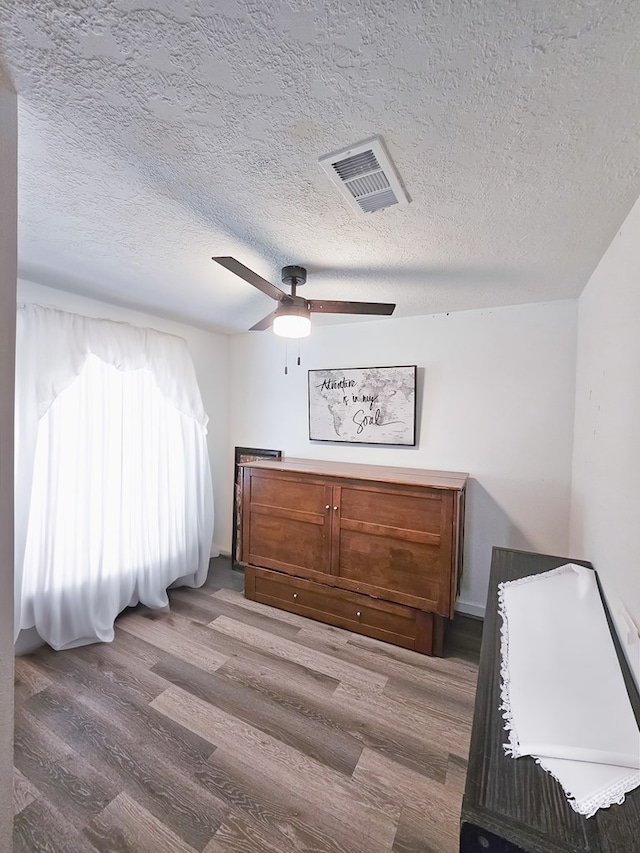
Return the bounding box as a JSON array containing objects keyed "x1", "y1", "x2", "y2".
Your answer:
[{"x1": 460, "y1": 547, "x2": 640, "y2": 853}]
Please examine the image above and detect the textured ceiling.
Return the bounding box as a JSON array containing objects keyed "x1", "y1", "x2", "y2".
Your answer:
[{"x1": 1, "y1": 0, "x2": 640, "y2": 333}]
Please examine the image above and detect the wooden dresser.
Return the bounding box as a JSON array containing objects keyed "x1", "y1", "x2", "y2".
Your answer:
[
  {"x1": 239, "y1": 457, "x2": 467, "y2": 655},
  {"x1": 461, "y1": 547, "x2": 640, "y2": 852}
]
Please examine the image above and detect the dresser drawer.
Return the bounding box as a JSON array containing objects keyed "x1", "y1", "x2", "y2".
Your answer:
[{"x1": 245, "y1": 565, "x2": 442, "y2": 654}]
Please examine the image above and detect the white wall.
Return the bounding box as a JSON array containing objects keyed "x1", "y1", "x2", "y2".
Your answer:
[
  {"x1": 0, "y1": 67, "x2": 17, "y2": 853},
  {"x1": 571, "y1": 195, "x2": 640, "y2": 686},
  {"x1": 229, "y1": 300, "x2": 578, "y2": 614},
  {"x1": 17, "y1": 281, "x2": 231, "y2": 555}
]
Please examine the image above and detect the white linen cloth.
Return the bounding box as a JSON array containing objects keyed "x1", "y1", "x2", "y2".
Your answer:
[
  {"x1": 498, "y1": 564, "x2": 640, "y2": 817},
  {"x1": 15, "y1": 304, "x2": 214, "y2": 649}
]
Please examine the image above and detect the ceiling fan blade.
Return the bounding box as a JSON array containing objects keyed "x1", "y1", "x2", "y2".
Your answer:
[
  {"x1": 249, "y1": 309, "x2": 279, "y2": 331},
  {"x1": 212, "y1": 256, "x2": 285, "y2": 301},
  {"x1": 307, "y1": 300, "x2": 396, "y2": 316}
]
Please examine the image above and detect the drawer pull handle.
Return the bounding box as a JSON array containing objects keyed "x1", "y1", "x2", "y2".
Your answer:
[
  {"x1": 325, "y1": 505, "x2": 330, "y2": 510},
  {"x1": 293, "y1": 593, "x2": 298, "y2": 599},
  {"x1": 333, "y1": 506, "x2": 338, "y2": 511},
  {"x1": 356, "y1": 610, "x2": 361, "y2": 617}
]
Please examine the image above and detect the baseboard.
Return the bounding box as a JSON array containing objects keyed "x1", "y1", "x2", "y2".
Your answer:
[
  {"x1": 216, "y1": 548, "x2": 232, "y2": 558},
  {"x1": 14, "y1": 626, "x2": 46, "y2": 656},
  {"x1": 455, "y1": 600, "x2": 486, "y2": 619}
]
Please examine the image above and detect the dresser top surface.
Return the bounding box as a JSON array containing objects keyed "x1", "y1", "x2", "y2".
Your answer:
[{"x1": 239, "y1": 456, "x2": 468, "y2": 490}]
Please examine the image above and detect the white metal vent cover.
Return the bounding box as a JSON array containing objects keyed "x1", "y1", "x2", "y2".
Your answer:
[{"x1": 319, "y1": 136, "x2": 410, "y2": 215}]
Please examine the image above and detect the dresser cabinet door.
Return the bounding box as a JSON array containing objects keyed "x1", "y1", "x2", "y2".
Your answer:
[
  {"x1": 242, "y1": 468, "x2": 332, "y2": 579},
  {"x1": 334, "y1": 482, "x2": 456, "y2": 616}
]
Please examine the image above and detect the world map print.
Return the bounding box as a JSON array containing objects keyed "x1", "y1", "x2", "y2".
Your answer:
[{"x1": 308, "y1": 366, "x2": 416, "y2": 445}]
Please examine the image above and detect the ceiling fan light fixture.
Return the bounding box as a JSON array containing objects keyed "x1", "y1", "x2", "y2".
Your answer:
[{"x1": 273, "y1": 304, "x2": 311, "y2": 338}]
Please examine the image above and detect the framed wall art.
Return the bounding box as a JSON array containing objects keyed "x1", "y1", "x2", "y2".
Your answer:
[
  {"x1": 308, "y1": 365, "x2": 417, "y2": 446},
  {"x1": 231, "y1": 446, "x2": 282, "y2": 569}
]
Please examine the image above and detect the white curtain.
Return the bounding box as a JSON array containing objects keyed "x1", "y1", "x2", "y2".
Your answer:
[{"x1": 15, "y1": 304, "x2": 214, "y2": 650}]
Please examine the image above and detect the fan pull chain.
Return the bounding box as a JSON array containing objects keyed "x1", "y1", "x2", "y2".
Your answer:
[{"x1": 284, "y1": 342, "x2": 303, "y2": 373}]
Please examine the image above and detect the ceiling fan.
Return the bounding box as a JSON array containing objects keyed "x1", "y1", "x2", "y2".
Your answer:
[{"x1": 212, "y1": 256, "x2": 396, "y2": 338}]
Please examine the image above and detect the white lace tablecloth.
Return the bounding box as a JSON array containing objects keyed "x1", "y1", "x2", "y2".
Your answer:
[{"x1": 498, "y1": 564, "x2": 640, "y2": 817}]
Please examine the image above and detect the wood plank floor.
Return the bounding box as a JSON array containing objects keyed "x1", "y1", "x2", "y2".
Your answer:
[{"x1": 14, "y1": 557, "x2": 481, "y2": 853}]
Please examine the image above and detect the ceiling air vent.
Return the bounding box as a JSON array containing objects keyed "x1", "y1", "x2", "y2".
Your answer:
[{"x1": 319, "y1": 136, "x2": 409, "y2": 216}]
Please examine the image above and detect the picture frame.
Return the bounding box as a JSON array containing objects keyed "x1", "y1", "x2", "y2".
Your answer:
[
  {"x1": 308, "y1": 365, "x2": 417, "y2": 446},
  {"x1": 231, "y1": 446, "x2": 282, "y2": 570}
]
